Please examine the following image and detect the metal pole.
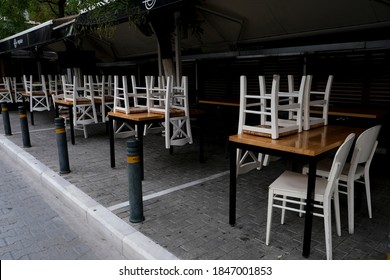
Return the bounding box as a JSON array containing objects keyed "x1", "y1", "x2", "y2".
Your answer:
[
  {"x1": 127, "y1": 139, "x2": 144, "y2": 223},
  {"x1": 18, "y1": 106, "x2": 32, "y2": 148},
  {"x1": 1, "y1": 103, "x2": 12, "y2": 135},
  {"x1": 55, "y1": 118, "x2": 71, "y2": 174}
]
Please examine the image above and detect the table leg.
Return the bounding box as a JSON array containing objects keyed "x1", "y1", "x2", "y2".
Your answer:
[
  {"x1": 302, "y1": 158, "x2": 317, "y2": 258},
  {"x1": 229, "y1": 143, "x2": 237, "y2": 225},
  {"x1": 109, "y1": 116, "x2": 115, "y2": 168}
]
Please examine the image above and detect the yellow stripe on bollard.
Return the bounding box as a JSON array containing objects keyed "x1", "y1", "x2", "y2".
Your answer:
[
  {"x1": 19, "y1": 114, "x2": 27, "y2": 118},
  {"x1": 56, "y1": 128, "x2": 66, "y2": 134},
  {"x1": 127, "y1": 156, "x2": 140, "y2": 163},
  {"x1": 2, "y1": 107, "x2": 8, "y2": 111}
]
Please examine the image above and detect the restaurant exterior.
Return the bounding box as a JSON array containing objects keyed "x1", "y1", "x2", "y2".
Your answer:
[{"x1": 1, "y1": 0, "x2": 390, "y2": 150}]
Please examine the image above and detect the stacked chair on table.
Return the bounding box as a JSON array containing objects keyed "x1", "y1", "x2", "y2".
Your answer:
[
  {"x1": 302, "y1": 124, "x2": 381, "y2": 234},
  {"x1": 22, "y1": 75, "x2": 51, "y2": 124},
  {"x1": 0, "y1": 77, "x2": 14, "y2": 104},
  {"x1": 112, "y1": 75, "x2": 148, "y2": 138},
  {"x1": 87, "y1": 75, "x2": 114, "y2": 123},
  {"x1": 236, "y1": 74, "x2": 305, "y2": 176},
  {"x1": 61, "y1": 75, "x2": 98, "y2": 138},
  {"x1": 9, "y1": 77, "x2": 25, "y2": 104},
  {"x1": 146, "y1": 75, "x2": 193, "y2": 149},
  {"x1": 48, "y1": 75, "x2": 64, "y2": 105}
]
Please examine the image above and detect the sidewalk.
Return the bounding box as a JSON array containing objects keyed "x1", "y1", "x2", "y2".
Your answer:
[
  {"x1": 0, "y1": 108, "x2": 389, "y2": 260},
  {"x1": 0, "y1": 148, "x2": 125, "y2": 260}
]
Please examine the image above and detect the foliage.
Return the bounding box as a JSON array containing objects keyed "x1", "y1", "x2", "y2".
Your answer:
[{"x1": 0, "y1": 0, "x2": 102, "y2": 39}]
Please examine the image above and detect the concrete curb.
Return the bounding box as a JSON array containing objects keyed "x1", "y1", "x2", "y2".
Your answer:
[{"x1": 0, "y1": 135, "x2": 178, "y2": 260}]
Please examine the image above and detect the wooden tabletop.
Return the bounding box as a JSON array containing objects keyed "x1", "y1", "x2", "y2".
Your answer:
[
  {"x1": 198, "y1": 98, "x2": 240, "y2": 107},
  {"x1": 311, "y1": 106, "x2": 388, "y2": 119},
  {"x1": 108, "y1": 108, "x2": 205, "y2": 122},
  {"x1": 108, "y1": 111, "x2": 165, "y2": 122},
  {"x1": 229, "y1": 125, "x2": 365, "y2": 156},
  {"x1": 54, "y1": 99, "x2": 93, "y2": 105}
]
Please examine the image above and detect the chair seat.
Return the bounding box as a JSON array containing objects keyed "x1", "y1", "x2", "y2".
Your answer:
[
  {"x1": 270, "y1": 170, "x2": 328, "y2": 201},
  {"x1": 149, "y1": 107, "x2": 184, "y2": 116},
  {"x1": 74, "y1": 97, "x2": 93, "y2": 104},
  {"x1": 115, "y1": 107, "x2": 147, "y2": 114},
  {"x1": 243, "y1": 125, "x2": 298, "y2": 138}
]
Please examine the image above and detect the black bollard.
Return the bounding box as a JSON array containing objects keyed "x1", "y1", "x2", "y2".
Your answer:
[
  {"x1": 127, "y1": 139, "x2": 145, "y2": 223},
  {"x1": 55, "y1": 118, "x2": 70, "y2": 174},
  {"x1": 18, "y1": 106, "x2": 31, "y2": 148},
  {"x1": 1, "y1": 103, "x2": 12, "y2": 135}
]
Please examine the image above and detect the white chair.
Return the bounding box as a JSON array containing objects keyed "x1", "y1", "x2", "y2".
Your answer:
[
  {"x1": 266, "y1": 133, "x2": 355, "y2": 260},
  {"x1": 112, "y1": 75, "x2": 148, "y2": 138},
  {"x1": 302, "y1": 125, "x2": 381, "y2": 234},
  {"x1": 302, "y1": 75, "x2": 333, "y2": 131},
  {"x1": 0, "y1": 77, "x2": 13, "y2": 103},
  {"x1": 48, "y1": 74, "x2": 64, "y2": 107},
  {"x1": 88, "y1": 75, "x2": 114, "y2": 123},
  {"x1": 23, "y1": 75, "x2": 50, "y2": 113},
  {"x1": 147, "y1": 75, "x2": 193, "y2": 149},
  {"x1": 239, "y1": 74, "x2": 304, "y2": 139},
  {"x1": 236, "y1": 75, "x2": 305, "y2": 176},
  {"x1": 8, "y1": 77, "x2": 24, "y2": 103},
  {"x1": 61, "y1": 75, "x2": 98, "y2": 138}
]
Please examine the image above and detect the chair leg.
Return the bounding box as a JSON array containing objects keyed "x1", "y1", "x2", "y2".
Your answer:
[
  {"x1": 364, "y1": 172, "x2": 372, "y2": 219},
  {"x1": 83, "y1": 125, "x2": 88, "y2": 139},
  {"x1": 265, "y1": 190, "x2": 274, "y2": 245},
  {"x1": 281, "y1": 196, "x2": 286, "y2": 224},
  {"x1": 333, "y1": 187, "x2": 341, "y2": 237},
  {"x1": 299, "y1": 198, "x2": 304, "y2": 217},
  {"x1": 347, "y1": 179, "x2": 355, "y2": 234},
  {"x1": 323, "y1": 199, "x2": 333, "y2": 260}
]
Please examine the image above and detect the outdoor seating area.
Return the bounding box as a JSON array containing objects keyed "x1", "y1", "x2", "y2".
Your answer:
[
  {"x1": 0, "y1": 69, "x2": 389, "y2": 261},
  {"x1": 0, "y1": 107, "x2": 389, "y2": 260},
  {"x1": 1, "y1": 0, "x2": 390, "y2": 263}
]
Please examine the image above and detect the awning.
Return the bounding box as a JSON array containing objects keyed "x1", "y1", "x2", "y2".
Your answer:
[{"x1": 0, "y1": 15, "x2": 78, "y2": 54}]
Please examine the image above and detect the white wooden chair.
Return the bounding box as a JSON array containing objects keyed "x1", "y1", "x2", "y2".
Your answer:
[
  {"x1": 61, "y1": 75, "x2": 98, "y2": 138},
  {"x1": 8, "y1": 77, "x2": 24, "y2": 103},
  {"x1": 147, "y1": 75, "x2": 193, "y2": 149},
  {"x1": 23, "y1": 74, "x2": 50, "y2": 113},
  {"x1": 88, "y1": 75, "x2": 114, "y2": 123},
  {"x1": 0, "y1": 77, "x2": 13, "y2": 103},
  {"x1": 266, "y1": 133, "x2": 355, "y2": 260},
  {"x1": 302, "y1": 125, "x2": 381, "y2": 234},
  {"x1": 302, "y1": 75, "x2": 333, "y2": 131},
  {"x1": 236, "y1": 75, "x2": 305, "y2": 176},
  {"x1": 48, "y1": 75, "x2": 64, "y2": 107},
  {"x1": 112, "y1": 75, "x2": 147, "y2": 138},
  {"x1": 239, "y1": 74, "x2": 303, "y2": 139}
]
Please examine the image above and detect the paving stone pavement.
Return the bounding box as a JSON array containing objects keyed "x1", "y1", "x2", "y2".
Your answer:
[
  {"x1": 0, "y1": 142, "x2": 125, "y2": 260},
  {"x1": 0, "y1": 108, "x2": 389, "y2": 260}
]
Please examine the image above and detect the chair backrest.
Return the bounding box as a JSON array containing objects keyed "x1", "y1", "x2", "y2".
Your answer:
[
  {"x1": 350, "y1": 125, "x2": 381, "y2": 168},
  {"x1": 324, "y1": 133, "x2": 355, "y2": 199},
  {"x1": 61, "y1": 75, "x2": 77, "y2": 102},
  {"x1": 113, "y1": 75, "x2": 130, "y2": 113},
  {"x1": 23, "y1": 75, "x2": 32, "y2": 94}
]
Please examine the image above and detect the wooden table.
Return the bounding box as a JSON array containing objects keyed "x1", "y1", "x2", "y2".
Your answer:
[
  {"x1": 228, "y1": 125, "x2": 365, "y2": 258},
  {"x1": 108, "y1": 109, "x2": 205, "y2": 179},
  {"x1": 54, "y1": 99, "x2": 95, "y2": 145}
]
